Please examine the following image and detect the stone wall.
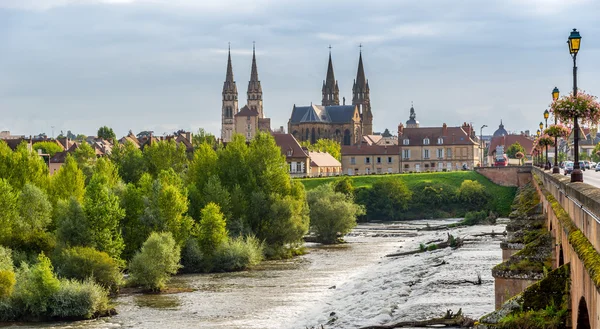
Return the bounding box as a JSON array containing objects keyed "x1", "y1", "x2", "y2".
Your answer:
[
  {"x1": 494, "y1": 277, "x2": 538, "y2": 309},
  {"x1": 475, "y1": 166, "x2": 532, "y2": 187}
]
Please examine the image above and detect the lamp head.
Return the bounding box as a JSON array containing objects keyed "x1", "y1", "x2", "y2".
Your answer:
[
  {"x1": 544, "y1": 110, "x2": 549, "y2": 120},
  {"x1": 568, "y1": 28, "x2": 582, "y2": 55},
  {"x1": 552, "y1": 87, "x2": 560, "y2": 101},
  {"x1": 539, "y1": 122, "x2": 544, "y2": 130},
  {"x1": 537, "y1": 129, "x2": 541, "y2": 137}
]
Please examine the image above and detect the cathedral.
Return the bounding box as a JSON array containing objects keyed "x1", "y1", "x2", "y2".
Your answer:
[
  {"x1": 221, "y1": 45, "x2": 271, "y2": 142},
  {"x1": 288, "y1": 50, "x2": 373, "y2": 145}
]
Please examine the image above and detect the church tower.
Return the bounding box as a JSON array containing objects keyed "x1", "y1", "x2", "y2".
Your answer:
[
  {"x1": 247, "y1": 44, "x2": 264, "y2": 118},
  {"x1": 353, "y1": 49, "x2": 372, "y2": 135},
  {"x1": 221, "y1": 45, "x2": 238, "y2": 142},
  {"x1": 322, "y1": 49, "x2": 340, "y2": 106}
]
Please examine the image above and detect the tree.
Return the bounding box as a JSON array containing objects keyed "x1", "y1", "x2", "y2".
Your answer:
[
  {"x1": 357, "y1": 178, "x2": 412, "y2": 220},
  {"x1": 55, "y1": 198, "x2": 90, "y2": 249},
  {"x1": 307, "y1": 184, "x2": 364, "y2": 244},
  {"x1": 143, "y1": 140, "x2": 188, "y2": 178},
  {"x1": 382, "y1": 128, "x2": 392, "y2": 137},
  {"x1": 50, "y1": 156, "x2": 85, "y2": 203},
  {"x1": 247, "y1": 132, "x2": 291, "y2": 197},
  {"x1": 188, "y1": 142, "x2": 219, "y2": 189},
  {"x1": 13, "y1": 184, "x2": 54, "y2": 253},
  {"x1": 506, "y1": 142, "x2": 526, "y2": 159},
  {"x1": 82, "y1": 174, "x2": 126, "y2": 259},
  {"x1": 197, "y1": 203, "x2": 228, "y2": 255},
  {"x1": 73, "y1": 142, "x2": 96, "y2": 182},
  {"x1": 110, "y1": 141, "x2": 146, "y2": 184},
  {"x1": 32, "y1": 141, "x2": 62, "y2": 157},
  {"x1": 457, "y1": 180, "x2": 490, "y2": 210},
  {"x1": 97, "y1": 126, "x2": 116, "y2": 141},
  {"x1": 128, "y1": 232, "x2": 181, "y2": 291},
  {"x1": 92, "y1": 157, "x2": 120, "y2": 188},
  {"x1": 192, "y1": 128, "x2": 217, "y2": 149},
  {"x1": 0, "y1": 179, "x2": 19, "y2": 244},
  {"x1": 301, "y1": 139, "x2": 342, "y2": 161},
  {"x1": 333, "y1": 176, "x2": 354, "y2": 196},
  {"x1": 0, "y1": 142, "x2": 49, "y2": 190}
]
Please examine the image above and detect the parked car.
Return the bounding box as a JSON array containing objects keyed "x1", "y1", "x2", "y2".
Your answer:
[
  {"x1": 564, "y1": 161, "x2": 574, "y2": 175},
  {"x1": 584, "y1": 160, "x2": 591, "y2": 169},
  {"x1": 596, "y1": 163, "x2": 600, "y2": 172},
  {"x1": 591, "y1": 162, "x2": 597, "y2": 169},
  {"x1": 580, "y1": 161, "x2": 586, "y2": 171}
]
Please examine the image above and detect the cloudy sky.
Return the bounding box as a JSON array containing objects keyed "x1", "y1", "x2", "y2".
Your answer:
[{"x1": 2, "y1": 0, "x2": 600, "y2": 138}]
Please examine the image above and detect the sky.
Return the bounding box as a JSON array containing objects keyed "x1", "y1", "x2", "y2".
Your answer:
[{"x1": 2, "y1": 0, "x2": 600, "y2": 139}]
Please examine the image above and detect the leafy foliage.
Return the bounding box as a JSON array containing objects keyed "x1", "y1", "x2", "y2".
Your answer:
[
  {"x1": 32, "y1": 141, "x2": 63, "y2": 157},
  {"x1": 97, "y1": 126, "x2": 116, "y2": 141},
  {"x1": 301, "y1": 138, "x2": 341, "y2": 161},
  {"x1": 11, "y1": 254, "x2": 61, "y2": 316},
  {"x1": 128, "y1": 232, "x2": 181, "y2": 291},
  {"x1": 506, "y1": 142, "x2": 526, "y2": 159},
  {"x1": 356, "y1": 178, "x2": 412, "y2": 220},
  {"x1": 55, "y1": 247, "x2": 122, "y2": 292},
  {"x1": 50, "y1": 156, "x2": 85, "y2": 203},
  {"x1": 197, "y1": 203, "x2": 228, "y2": 255}
]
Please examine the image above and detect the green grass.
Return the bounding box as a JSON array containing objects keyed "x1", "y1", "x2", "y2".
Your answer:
[{"x1": 298, "y1": 171, "x2": 516, "y2": 216}]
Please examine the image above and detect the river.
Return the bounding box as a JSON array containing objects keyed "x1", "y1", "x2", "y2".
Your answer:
[{"x1": 7, "y1": 219, "x2": 505, "y2": 329}]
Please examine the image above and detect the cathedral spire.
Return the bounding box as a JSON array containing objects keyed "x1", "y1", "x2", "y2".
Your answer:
[
  {"x1": 322, "y1": 47, "x2": 340, "y2": 106},
  {"x1": 225, "y1": 43, "x2": 234, "y2": 84},
  {"x1": 250, "y1": 41, "x2": 259, "y2": 83},
  {"x1": 247, "y1": 42, "x2": 263, "y2": 118},
  {"x1": 355, "y1": 50, "x2": 366, "y2": 89}
]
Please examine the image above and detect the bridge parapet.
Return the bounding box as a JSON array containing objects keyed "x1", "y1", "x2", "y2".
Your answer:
[{"x1": 475, "y1": 166, "x2": 532, "y2": 187}]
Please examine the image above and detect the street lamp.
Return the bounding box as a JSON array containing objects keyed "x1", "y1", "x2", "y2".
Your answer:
[
  {"x1": 544, "y1": 110, "x2": 550, "y2": 170},
  {"x1": 568, "y1": 28, "x2": 583, "y2": 182},
  {"x1": 551, "y1": 87, "x2": 560, "y2": 174},
  {"x1": 480, "y1": 125, "x2": 487, "y2": 167},
  {"x1": 538, "y1": 123, "x2": 543, "y2": 167},
  {"x1": 536, "y1": 127, "x2": 543, "y2": 166}
]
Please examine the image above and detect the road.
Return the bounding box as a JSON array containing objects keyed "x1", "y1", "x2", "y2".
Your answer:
[{"x1": 558, "y1": 167, "x2": 600, "y2": 188}]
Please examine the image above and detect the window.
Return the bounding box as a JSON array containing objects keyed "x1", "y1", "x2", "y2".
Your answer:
[
  {"x1": 350, "y1": 157, "x2": 356, "y2": 165},
  {"x1": 296, "y1": 162, "x2": 302, "y2": 172},
  {"x1": 247, "y1": 116, "x2": 251, "y2": 122},
  {"x1": 424, "y1": 138, "x2": 430, "y2": 145},
  {"x1": 437, "y1": 148, "x2": 444, "y2": 159},
  {"x1": 415, "y1": 164, "x2": 421, "y2": 172},
  {"x1": 366, "y1": 168, "x2": 371, "y2": 174},
  {"x1": 403, "y1": 149, "x2": 410, "y2": 159},
  {"x1": 376, "y1": 168, "x2": 382, "y2": 174},
  {"x1": 289, "y1": 163, "x2": 293, "y2": 172},
  {"x1": 404, "y1": 164, "x2": 409, "y2": 169},
  {"x1": 447, "y1": 163, "x2": 452, "y2": 171},
  {"x1": 388, "y1": 157, "x2": 393, "y2": 164},
  {"x1": 365, "y1": 157, "x2": 371, "y2": 164},
  {"x1": 247, "y1": 124, "x2": 251, "y2": 130},
  {"x1": 424, "y1": 149, "x2": 430, "y2": 159},
  {"x1": 403, "y1": 139, "x2": 409, "y2": 145},
  {"x1": 438, "y1": 162, "x2": 443, "y2": 170},
  {"x1": 287, "y1": 149, "x2": 293, "y2": 157},
  {"x1": 447, "y1": 148, "x2": 452, "y2": 158},
  {"x1": 438, "y1": 138, "x2": 443, "y2": 144},
  {"x1": 377, "y1": 157, "x2": 382, "y2": 164},
  {"x1": 247, "y1": 132, "x2": 251, "y2": 138}
]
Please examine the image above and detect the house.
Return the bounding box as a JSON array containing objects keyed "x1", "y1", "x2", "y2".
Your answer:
[
  {"x1": 308, "y1": 151, "x2": 342, "y2": 177},
  {"x1": 272, "y1": 133, "x2": 310, "y2": 178},
  {"x1": 341, "y1": 144, "x2": 400, "y2": 175},
  {"x1": 487, "y1": 134, "x2": 535, "y2": 165}
]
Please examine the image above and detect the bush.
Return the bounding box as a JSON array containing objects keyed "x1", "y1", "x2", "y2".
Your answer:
[
  {"x1": 212, "y1": 236, "x2": 264, "y2": 272},
  {"x1": 0, "y1": 270, "x2": 15, "y2": 298},
  {"x1": 180, "y1": 239, "x2": 206, "y2": 274},
  {"x1": 55, "y1": 247, "x2": 122, "y2": 292},
  {"x1": 197, "y1": 203, "x2": 228, "y2": 256},
  {"x1": 11, "y1": 254, "x2": 60, "y2": 316},
  {"x1": 332, "y1": 176, "x2": 354, "y2": 196},
  {"x1": 462, "y1": 210, "x2": 489, "y2": 225},
  {"x1": 49, "y1": 279, "x2": 110, "y2": 319},
  {"x1": 0, "y1": 246, "x2": 13, "y2": 272},
  {"x1": 307, "y1": 184, "x2": 364, "y2": 244},
  {"x1": 356, "y1": 178, "x2": 412, "y2": 220},
  {"x1": 128, "y1": 232, "x2": 181, "y2": 291},
  {"x1": 457, "y1": 180, "x2": 491, "y2": 210}
]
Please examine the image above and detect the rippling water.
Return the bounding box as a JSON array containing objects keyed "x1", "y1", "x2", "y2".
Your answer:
[{"x1": 5, "y1": 219, "x2": 505, "y2": 329}]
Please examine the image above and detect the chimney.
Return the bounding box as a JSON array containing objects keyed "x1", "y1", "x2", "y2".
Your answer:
[
  {"x1": 442, "y1": 123, "x2": 448, "y2": 136},
  {"x1": 343, "y1": 97, "x2": 346, "y2": 105},
  {"x1": 185, "y1": 132, "x2": 192, "y2": 143},
  {"x1": 398, "y1": 123, "x2": 404, "y2": 137}
]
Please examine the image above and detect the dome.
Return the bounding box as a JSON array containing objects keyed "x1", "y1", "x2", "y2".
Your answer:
[{"x1": 493, "y1": 120, "x2": 508, "y2": 137}]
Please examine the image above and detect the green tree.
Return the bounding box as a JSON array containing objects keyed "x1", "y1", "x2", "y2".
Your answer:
[
  {"x1": 197, "y1": 203, "x2": 228, "y2": 255},
  {"x1": 0, "y1": 179, "x2": 19, "y2": 244},
  {"x1": 189, "y1": 175, "x2": 231, "y2": 223},
  {"x1": 12, "y1": 253, "x2": 60, "y2": 316},
  {"x1": 73, "y1": 142, "x2": 96, "y2": 182},
  {"x1": 50, "y1": 156, "x2": 85, "y2": 203},
  {"x1": 248, "y1": 132, "x2": 291, "y2": 197},
  {"x1": 12, "y1": 184, "x2": 54, "y2": 254},
  {"x1": 457, "y1": 180, "x2": 491, "y2": 210},
  {"x1": 32, "y1": 141, "x2": 62, "y2": 157},
  {"x1": 301, "y1": 139, "x2": 341, "y2": 161},
  {"x1": 358, "y1": 178, "x2": 412, "y2": 220},
  {"x1": 506, "y1": 142, "x2": 526, "y2": 159},
  {"x1": 92, "y1": 157, "x2": 121, "y2": 188},
  {"x1": 110, "y1": 141, "x2": 146, "y2": 184},
  {"x1": 0, "y1": 142, "x2": 49, "y2": 190},
  {"x1": 192, "y1": 128, "x2": 217, "y2": 149},
  {"x1": 307, "y1": 184, "x2": 364, "y2": 244},
  {"x1": 118, "y1": 182, "x2": 146, "y2": 260},
  {"x1": 128, "y1": 232, "x2": 181, "y2": 291},
  {"x1": 55, "y1": 198, "x2": 90, "y2": 249},
  {"x1": 217, "y1": 134, "x2": 254, "y2": 192},
  {"x1": 332, "y1": 176, "x2": 354, "y2": 196},
  {"x1": 188, "y1": 142, "x2": 218, "y2": 189},
  {"x1": 82, "y1": 174, "x2": 126, "y2": 259},
  {"x1": 97, "y1": 126, "x2": 116, "y2": 141},
  {"x1": 143, "y1": 140, "x2": 188, "y2": 178}
]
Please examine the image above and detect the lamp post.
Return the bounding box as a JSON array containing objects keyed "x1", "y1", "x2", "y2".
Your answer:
[
  {"x1": 480, "y1": 125, "x2": 487, "y2": 167},
  {"x1": 536, "y1": 129, "x2": 541, "y2": 166},
  {"x1": 538, "y1": 123, "x2": 544, "y2": 167},
  {"x1": 568, "y1": 28, "x2": 583, "y2": 182},
  {"x1": 552, "y1": 87, "x2": 560, "y2": 173},
  {"x1": 544, "y1": 110, "x2": 550, "y2": 170}
]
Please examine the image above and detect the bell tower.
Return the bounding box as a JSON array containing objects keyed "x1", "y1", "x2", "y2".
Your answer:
[
  {"x1": 247, "y1": 43, "x2": 264, "y2": 118},
  {"x1": 322, "y1": 46, "x2": 340, "y2": 106},
  {"x1": 353, "y1": 46, "x2": 372, "y2": 135},
  {"x1": 221, "y1": 44, "x2": 238, "y2": 142}
]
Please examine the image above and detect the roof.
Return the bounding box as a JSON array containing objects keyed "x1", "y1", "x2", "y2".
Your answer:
[
  {"x1": 488, "y1": 134, "x2": 535, "y2": 156},
  {"x1": 342, "y1": 144, "x2": 400, "y2": 156},
  {"x1": 50, "y1": 151, "x2": 67, "y2": 163},
  {"x1": 493, "y1": 120, "x2": 508, "y2": 137},
  {"x1": 362, "y1": 135, "x2": 382, "y2": 145},
  {"x1": 2, "y1": 138, "x2": 30, "y2": 151},
  {"x1": 399, "y1": 126, "x2": 477, "y2": 146},
  {"x1": 271, "y1": 133, "x2": 308, "y2": 159},
  {"x1": 290, "y1": 104, "x2": 357, "y2": 124},
  {"x1": 235, "y1": 105, "x2": 259, "y2": 117},
  {"x1": 309, "y1": 151, "x2": 341, "y2": 167}
]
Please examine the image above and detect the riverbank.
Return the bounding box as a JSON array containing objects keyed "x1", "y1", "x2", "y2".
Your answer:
[{"x1": 8, "y1": 220, "x2": 504, "y2": 329}]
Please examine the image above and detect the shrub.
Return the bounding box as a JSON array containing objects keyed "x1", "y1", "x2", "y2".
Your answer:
[
  {"x1": 307, "y1": 184, "x2": 364, "y2": 244},
  {"x1": 457, "y1": 180, "x2": 491, "y2": 210},
  {"x1": 212, "y1": 236, "x2": 264, "y2": 272},
  {"x1": 0, "y1": 246, "x2": 13, "y2": 272},
  {"x1": 128, "y1": 232, "x2": 181, "y2": 291},
  {"x1": 197, "y1": 203, "x2": 228, "y2": 256},
  {"x1": 0, "y1": 270, "x2": 16, "y2": 298},
  {"x1": 356, "y1": 178, "x2": 412, "y2": 220},
  {"x1": 11, "y1": 254, "x2": 60, "y2": 316},
  {"x1": 49, "y1": 279, "x2": 110, "y2": 319},
  {"x1": 332, "y1": 176, "x2": 354, "y2": 196},
  {"x1": 55, "y1": 247, "x2": 122, "y2": 292},
  {"x1": 180, "y1": 239, "x2": 206, "y2": 274},
  {"x1": 462, "y1": 210, "x2": 489, "y2": 225}
]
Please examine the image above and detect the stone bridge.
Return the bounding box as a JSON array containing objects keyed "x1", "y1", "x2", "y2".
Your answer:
[{"x1": 475, "y1": 166, "x2": 532, "y2": 187}]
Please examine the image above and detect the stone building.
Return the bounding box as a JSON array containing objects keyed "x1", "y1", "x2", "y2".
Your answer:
[
  {"x1": 288, "y1": 50, "x2": 373, "y2": 145},
  {"x1": 341, "y1": 145, "x2": 401, "y2": 175},
  {"x1": 221, "y1": 45, "x2": 271, "y2": 142},
  {"x1": 396, "y1": 106, "x2": 481, "y2": 172}
]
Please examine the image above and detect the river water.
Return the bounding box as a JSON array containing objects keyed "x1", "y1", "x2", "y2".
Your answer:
[{"x1": 7, "y1": 219, "x2": 505, "y2": 329}]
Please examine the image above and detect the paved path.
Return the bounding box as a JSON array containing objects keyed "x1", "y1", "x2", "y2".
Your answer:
[{"x1": 552, "y1": 167, "x2": 600, "y2": 188}]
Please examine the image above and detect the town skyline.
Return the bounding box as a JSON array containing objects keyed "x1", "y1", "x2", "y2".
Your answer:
[{"x1": 3, "y1": 0, "x2": 600, "y2": 138}]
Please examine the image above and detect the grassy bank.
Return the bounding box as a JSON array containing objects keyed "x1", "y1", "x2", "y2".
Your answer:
[{"x1": 299, "y1": 171, "x2": 516, "y2": 216}]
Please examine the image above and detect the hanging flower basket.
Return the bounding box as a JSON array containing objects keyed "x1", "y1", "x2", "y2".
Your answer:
[
  {"x1": 515, "y1": 152, "x2": 524, "y2": 159},
  {"x1": 538, "y1": 134, "x2": 555, "y2": 147},
  {"x1": 544, "y1": 124, "x2": 571, "y2": 138},
  {"x1": 550, "y1": 91, "x2": 600, "y2": 124}
]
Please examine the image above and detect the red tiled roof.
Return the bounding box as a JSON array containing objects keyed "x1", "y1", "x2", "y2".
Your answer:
[
  {"x1": 488, "y1": 135, "x2": 535, "y2": 156},
  {"x1": 272, "y1": 133, "x2": 308, "y2": 159},
  {"x1": 341, "y1": 144, "x2": 400, "y2": 156}
]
